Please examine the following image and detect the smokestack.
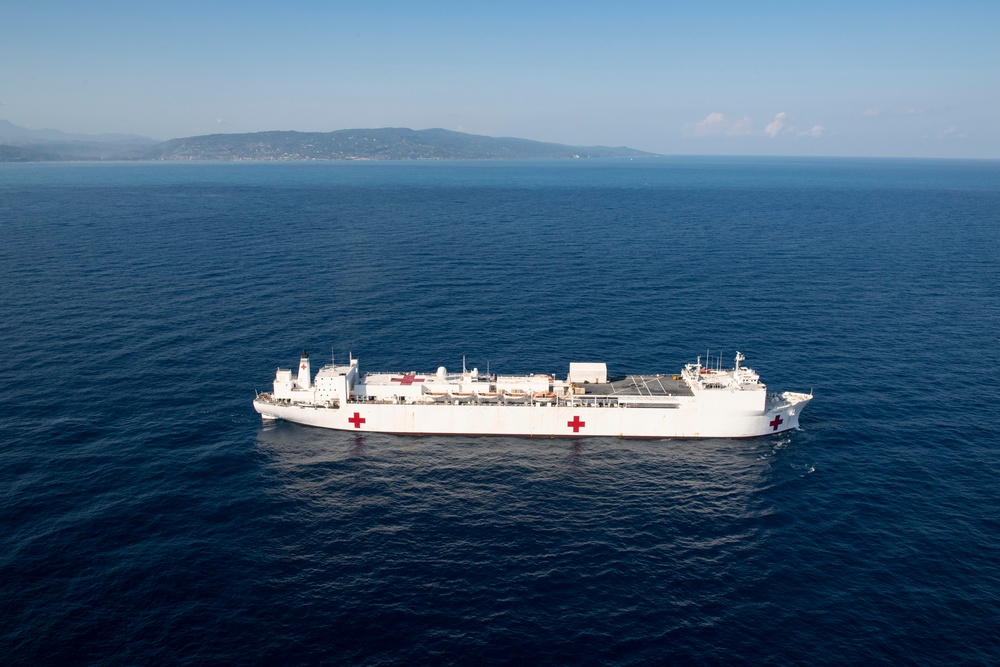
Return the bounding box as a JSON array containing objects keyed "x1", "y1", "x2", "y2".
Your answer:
[{"x1": 296, "y1": 350, "x2": 311, "y2": 389}]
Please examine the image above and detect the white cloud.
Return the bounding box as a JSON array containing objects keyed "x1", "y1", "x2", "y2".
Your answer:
[
  {"x1": 764, "y1": 112, "x2": 787, "y2": 138},
  {"x1": 690, "y1": 111, "x2": 821, "y2": 140},
  {"x1": 693, "y1": 112, "x2": 755, "y2": 137},
  {"x1": 695, "y1": 112, "x2": 727, "y2": 136},
  {"x1": 863, "y1": 108, "x2": 881, "y2": 117},
  {"x1": 725, "y1": 117, "x2": 753, "y2": 136}
]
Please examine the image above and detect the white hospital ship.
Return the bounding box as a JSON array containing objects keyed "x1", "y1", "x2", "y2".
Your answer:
[{"x1": 253, "y1": 350, "x2": 812, "y2": 439}]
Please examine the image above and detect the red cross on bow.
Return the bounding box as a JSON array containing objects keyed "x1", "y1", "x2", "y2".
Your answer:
[
  {"x1": 567, "y1": 416, "x2": 586, "y2": 433},
  {"x1": 348, "y1": 412, "x2": 366, "y2": 429},
  {"x1": 300, "y1": 363, "x2": 307, "y2": 370},
  {"x1": 769, "y1": 414, "x2": 783, "y2": 431},
  {"x1": 390, "y1": 374, "x2": 424, "y2": 386}
]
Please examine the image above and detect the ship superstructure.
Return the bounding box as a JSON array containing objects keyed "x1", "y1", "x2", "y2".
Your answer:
[{"x1": 253, "y1": 350, "x2": 811, "y2": 438}]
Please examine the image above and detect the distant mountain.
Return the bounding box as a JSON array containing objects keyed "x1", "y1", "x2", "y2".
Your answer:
[
  {"x1": 0, "y1": 119, "x2": 156, "y2": 145},
  {"x1": 0, "y1": 121, "x2": 657, "y2": 162},
  {"x1": 137, "y1": 128, "x2": 657, "y2": 161},
  {"x1": 0, "y1": 144, "x2": 61, "y2": 162},
  {"x1": 0, "y1": 120, "x2": 159, "y2": 161}
]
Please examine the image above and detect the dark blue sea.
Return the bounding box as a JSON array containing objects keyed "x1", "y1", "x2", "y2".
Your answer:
[{"x1": 2, "y1": 157, "x2": 999, "y2": 665}]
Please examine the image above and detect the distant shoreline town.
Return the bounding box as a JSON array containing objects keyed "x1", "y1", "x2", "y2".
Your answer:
[{"x1": 0, "y1": 121, "x2": 656, "y2": 162}]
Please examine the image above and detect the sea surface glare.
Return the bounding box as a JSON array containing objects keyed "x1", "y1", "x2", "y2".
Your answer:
[{"x1": 1, "y1": 158, "x2": 999, "y2": 665}]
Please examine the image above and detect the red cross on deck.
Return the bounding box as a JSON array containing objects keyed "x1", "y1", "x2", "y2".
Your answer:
[
  {"x1": 567, "y1": 416, "x2": 586, "y2": 433},
  {"x1": 391, "y1": 374, "x2": 424, "y2": 386},
  {"x1": 348, "y1": 412, "x2": 366, "y2": 429},
  {"x1": 769, "y1": 414, "x2": 783, "y2": 431}
]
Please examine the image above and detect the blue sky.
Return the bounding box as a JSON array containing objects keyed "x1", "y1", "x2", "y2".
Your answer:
[{"x1": 3, "y1": 1, "x2": 998, "y2": 157}]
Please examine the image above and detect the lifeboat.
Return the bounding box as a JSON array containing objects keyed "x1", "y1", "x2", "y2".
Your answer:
[{"x1": 532, "y1": 392, "x2": 556, "y2": 404}]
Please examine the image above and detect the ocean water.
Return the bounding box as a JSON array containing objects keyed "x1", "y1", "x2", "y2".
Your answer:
[{"x1": 1, "y1": 157, "x2": 999, "y2": 665}]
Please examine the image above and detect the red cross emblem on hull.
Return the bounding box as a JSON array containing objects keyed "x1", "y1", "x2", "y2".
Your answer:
[
  {"x1": 391, "y1": 374, "x2": 424, "y2": 386},
  {"x1": 769, "y1": 414, "x2": 783, "y2": 431},
  {"x1": 567, "y1": 416, "x2": 586, "y2": 433},
  {"x1": 348, "y1": 412, "x2": 366, "y2": 429}
]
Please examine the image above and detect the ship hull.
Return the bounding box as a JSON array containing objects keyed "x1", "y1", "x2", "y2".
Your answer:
[{"x1": 253, "y1": 393, "x2": 810, "y2": 439}]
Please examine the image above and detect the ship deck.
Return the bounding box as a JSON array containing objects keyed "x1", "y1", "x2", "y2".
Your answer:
[{"x1": 581, "y1": 374, "x2": 693, "y2": 398}]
